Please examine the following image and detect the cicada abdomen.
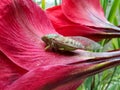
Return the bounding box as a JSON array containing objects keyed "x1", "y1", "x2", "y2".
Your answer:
[{"x1": 41, "y1": 34, "x2": 84, "y2": 51}]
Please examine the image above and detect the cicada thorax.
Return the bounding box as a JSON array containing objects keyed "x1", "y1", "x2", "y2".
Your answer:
[
  {"x1": 53, "y1": 36, "x2": 85, "y2": 50},
  {"x1": 41, "y1": 34, "x2": 85, "y2": 51}
]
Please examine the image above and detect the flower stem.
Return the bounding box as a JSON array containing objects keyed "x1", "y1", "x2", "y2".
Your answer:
[{"x1": 41, "y1": 0, "x2": 46, "y2": 9}]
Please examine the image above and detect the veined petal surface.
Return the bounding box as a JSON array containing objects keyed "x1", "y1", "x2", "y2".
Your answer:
[{"x1": 0, "y1": 52, "x2": 27, "y2": 89}]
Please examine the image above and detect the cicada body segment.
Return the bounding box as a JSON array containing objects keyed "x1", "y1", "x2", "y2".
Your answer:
[{"x1": 41, "y1": 34, "x2": 84, "y2": 51}]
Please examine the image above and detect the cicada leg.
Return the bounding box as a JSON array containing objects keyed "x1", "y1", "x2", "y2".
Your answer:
[
  {"x1": 58, "y1": 48, "x2": 65, "y2": 51},
  {"x1": 45, "y1": 41, "x2": 56, "y2": 51},
  {"x1": 45, "y1": 45, "x2": 51, "y2": 50}
]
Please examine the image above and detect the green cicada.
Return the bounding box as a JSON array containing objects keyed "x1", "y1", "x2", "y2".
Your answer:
[{"x1": 41, "y1": 34, "x2": 102, "y2": 51}]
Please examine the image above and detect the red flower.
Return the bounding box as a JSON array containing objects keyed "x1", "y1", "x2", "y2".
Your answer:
[
  {"x1": 46, "y1": 0, "x2": 120, "y2": 40},
  {"x1": 0, "y1": 0, "x2": 120, "y2": 90}
]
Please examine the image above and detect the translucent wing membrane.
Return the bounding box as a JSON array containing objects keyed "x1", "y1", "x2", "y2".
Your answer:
[{"x1": 69, "y1": 36, "x2": 102, "y2": 50}]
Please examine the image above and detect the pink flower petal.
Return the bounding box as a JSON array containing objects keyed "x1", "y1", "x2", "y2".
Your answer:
[
  {"x1": 0, "y1": 51, "x2": 27, "y2": 89},
  {"x1": 46, "y1": 6, "x2": 76, "y2": 29},
  {"x1": 5, "y1": 51, "x2": 120, "y2": 90},
  {"x1": 5, "y1": 65, "x2": 85, "y2": 90},
  {"x1": 0, "y1": 0, "x2": 59, "y2": 70},
  {"x1": 61, "y1": 0, "x2": 110, "y2": 27},
  {"x1": 54, "y1": 25, "x2": 107, "y2": 40},
  {"x1": 46, "y1": 6, "x2": 115, "y2": 40},
  {"x1": 0, "y1": 0, "x2": 101, "y2": 70},
  {"x1": 0, "y1": 0, "x2": 120, "y2": 72},
  {"x1": 61, "y1": 0, "x2": 120, "y2": 31},
  {"x1": 0, "y1": 0, "x2": 59, "y2": 71},
  {"x1": 46, "y1": 1, "x2": 120, "y2": 39},
  {"x1": 1, "y1": 0, "x2": 120, "y2": 89}
]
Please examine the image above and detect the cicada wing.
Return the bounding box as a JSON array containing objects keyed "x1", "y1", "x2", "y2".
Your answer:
[
  {"x1": 51, "y1": 36, "x2": 83, "y2": 51},
  {"x1": 68, "y1": 36, "x2": 103, "y2": 50},
  {"x1": 102, "y1": 40, "x2": 114, "y2": 51}
]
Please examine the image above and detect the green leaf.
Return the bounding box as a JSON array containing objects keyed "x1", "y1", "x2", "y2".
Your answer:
[{"x1": 108, "y1": 0, "x2": 120, "y2": 22}]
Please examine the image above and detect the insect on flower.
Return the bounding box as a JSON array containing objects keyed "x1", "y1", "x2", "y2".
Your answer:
[
  {"x1": 41, "y1": 34, "x2": 85, "y2": 51},
  {"x1": 41, "y1": 34, "x2": 103, "y2": 52}
]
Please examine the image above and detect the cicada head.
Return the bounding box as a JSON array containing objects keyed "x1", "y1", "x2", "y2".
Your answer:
[
  {"x1": 41, "y1": 34, "x2": 58, "y2": 43},
  {"x1": 41, "y1": 34, "x2": 61, "y2": 50}
]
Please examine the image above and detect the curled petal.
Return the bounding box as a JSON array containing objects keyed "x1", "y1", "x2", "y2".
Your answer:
[
  {"x1": 62, "y1": 0, "x2": 120, "y2": 31},
  {"x1": 5, "y1": 51, "x2": 120, "y2": 90},
  {"x1": 62, "y1": 0, "x2": 105, "y2": 26},
  {"x1": 5, "y1": 65, "x2": 84, "y2": 90},
  {"x1": 62, "y1": 0, "x2": 113, "y2": 28},
  {"x1": 54, "y1": 25, "x2": 106, "y2": 40},
  {"x1": 46, "y1": 5, "x2": 120, "y2": 40}
]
